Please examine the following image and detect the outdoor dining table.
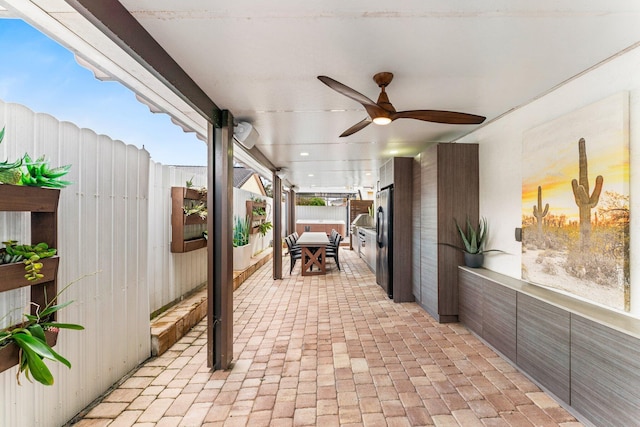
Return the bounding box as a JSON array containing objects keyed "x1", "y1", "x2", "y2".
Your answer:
[{"x1": 296, "y1": 231, "x2": 330, "y2": 276}]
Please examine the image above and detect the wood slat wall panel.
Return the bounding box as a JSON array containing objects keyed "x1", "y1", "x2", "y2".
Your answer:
[
  {"x1": 571, "y1": 315, "x2": 640, "y2": 426},
  {"x1": 516, "y1": 294, "x2": 570, "y2": 402},
  {"x1": 482, "y1": 281, "x2": 517, "y2": 361}
]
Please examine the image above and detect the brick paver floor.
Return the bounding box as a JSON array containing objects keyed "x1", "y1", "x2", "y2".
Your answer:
[{"x1": 71, "y1": 249, "x2": 583, "y2": 426}]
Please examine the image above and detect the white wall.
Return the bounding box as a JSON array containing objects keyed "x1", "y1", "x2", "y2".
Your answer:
[{"x1": 458, "y1": 44, "x2": 640, "y2": 316}]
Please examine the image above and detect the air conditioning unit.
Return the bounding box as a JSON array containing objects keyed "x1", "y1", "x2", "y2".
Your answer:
[{"x1": 233, "y1": 121, "x2": 259, "y2": 149}]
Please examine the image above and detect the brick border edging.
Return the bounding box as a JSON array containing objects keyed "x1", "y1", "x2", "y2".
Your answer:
[{"x1": 150, "y1": 249, "x2": 273, "y2": 356}]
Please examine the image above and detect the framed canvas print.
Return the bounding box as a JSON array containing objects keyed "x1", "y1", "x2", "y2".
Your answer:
[{"x1": 521, "y1": 92, "x2": 630, "y2": 311}]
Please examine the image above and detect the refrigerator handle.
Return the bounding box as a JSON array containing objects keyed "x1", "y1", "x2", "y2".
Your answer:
[{"x1": 376, "y1": 207, "x2": 384, "y2": 247}]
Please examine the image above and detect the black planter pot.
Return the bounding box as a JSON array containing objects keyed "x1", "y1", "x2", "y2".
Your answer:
[{"x1": 464, "y1": 252, "x2": 484, "y2": 268}]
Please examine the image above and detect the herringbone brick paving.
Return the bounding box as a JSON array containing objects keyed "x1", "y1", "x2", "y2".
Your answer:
[{"x1": 72, "y1": 249, "x2": 582, "y2": 426}]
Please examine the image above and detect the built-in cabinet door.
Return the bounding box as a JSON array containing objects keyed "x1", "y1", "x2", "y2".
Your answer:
[
  {"x1": 418, "y1": 144, "x2": 478, "y2": 322},
  {"x1": 420, "y1": 146, "x2": 439, "y2": 319},
  {"x1": 412, "y1": 155, "x2": 422, "y2": 303},
  {"x1": 516, "y1": 294, "x2": 571, "y2": 403},
  {"x1": 571, "y1": 315, "x2": 640, "y2": 426}
]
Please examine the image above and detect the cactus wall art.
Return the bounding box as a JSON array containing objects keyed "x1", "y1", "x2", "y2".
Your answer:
[{"x1": 521, "y1": 92, "x2": 629, "y2": 311}]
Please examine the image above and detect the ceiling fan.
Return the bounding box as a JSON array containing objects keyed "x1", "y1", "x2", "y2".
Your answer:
[{"x1": 318, "y1": 72, "x2": 486, "y2": 137}]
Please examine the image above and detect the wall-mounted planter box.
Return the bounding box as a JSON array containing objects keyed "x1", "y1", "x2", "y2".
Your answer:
[
  {"x1": 0, "y1": 329, "x2": 58, "y2": 374},
  {"x1": 246, "y1": 200, "x2": 266, "y2": 235},
  {"x1": 0, "y1": 256, "x2": 59, "y2": 293},
  {"x1": 171, "y1": 187, "x2": 207, "y2": 253},
  {"x1": 0, "y1": 184, "x2": 61, "y2": 375}
]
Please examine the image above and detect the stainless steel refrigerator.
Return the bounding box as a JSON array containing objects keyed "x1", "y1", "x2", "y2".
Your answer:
[{"x1": 376, "y1": 186, "x2": 393, "y2": 299}]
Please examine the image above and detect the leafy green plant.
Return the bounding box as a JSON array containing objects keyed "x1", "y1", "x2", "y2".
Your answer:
[
  {"x1": 0, "y1": 127, "x2": 72, "y2": 188},
  {"x1": 297, "y1": 196, "x2": 326, "y2": 206},
  {"x1": 20, "y1": 153, "x2": 72, "y2": 188},
  {"x1": 252, "y1": 207, "x2": 266, "y2": 216},
  {"x1": 233, "y1": 216, "x2": 250, "y2": 247},
  {"x1": 258, "y1": 221, "x2": 273, "y2": 237},
  {"x1": 1, "y1": 240, "x2": 57, "y2": 282},
  {"x1": 0, "y1": 278, "x2": 86, "y2": 385},
  {"x1": 183, "y1": 201, "x2": 207, "y2": 219}
]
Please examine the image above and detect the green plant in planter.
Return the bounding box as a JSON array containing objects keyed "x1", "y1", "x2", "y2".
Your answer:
[
  {"x1": 19, "y1": 153, "x2": 72, "y2": 189},
  {"x1": 0, "y1": 278, "x2": 86, "y2": 385},
  {"x1": 233, "y1": 216, "x2": 250, "y2": 247},
  {"x1": 258, "y1": 221, "x2": 273, "y2": 237},
  {"x1": 441, "y1": 217, "x2": 503, "y2": 254},
  {"x1": 183, "y1": 201, "x2": 207, "y2": 219},
  {"x1": 0, "y1": 127, "x2": 72, "y2": 187},
  {"x1": 1, "y1": 240, "x2": 57, "y2": 282},
  {"x1": 252, "y1": 206, "x2": 266, "y2": 216},
  {"x1": 455, "y1": 217, "x2": 489, "y2": 255},
  {"x1": 441, "y1": 217, "x2": 502, "y2": 268}
]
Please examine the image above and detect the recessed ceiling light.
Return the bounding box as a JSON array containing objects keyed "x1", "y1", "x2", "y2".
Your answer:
[
  {"x1": 308, "y1": 173, "x2": 314, "y2": 177},
  {"x1": 390, "y1": 150, "x2": 398, "y2": 154},
  {"x1": 300, "y1": 152, "x2": 309, "y2": 156},
  {"x1": 365, "y1": 172, "x2": 371, "y2": 176}
]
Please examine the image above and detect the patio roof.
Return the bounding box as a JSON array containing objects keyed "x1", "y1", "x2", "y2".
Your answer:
[{"x1": 2, "y1": 1, "x2": 639, "y2": 192}]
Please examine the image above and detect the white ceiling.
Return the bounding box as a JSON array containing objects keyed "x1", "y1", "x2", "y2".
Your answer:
[{"x1": 6, "y1": 1, "x2": 640, "y2": 192}]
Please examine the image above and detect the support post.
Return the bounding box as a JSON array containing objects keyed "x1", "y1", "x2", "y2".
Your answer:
[
  {"x1": 288, "y1": 189, "x2": 297, "y2": 235},
  {"x1": 273, "y1": 174, "x2": 283, "y2": 279},
  {"x1": 207, "y1": 110, "x2": 234, "y2": 370}
]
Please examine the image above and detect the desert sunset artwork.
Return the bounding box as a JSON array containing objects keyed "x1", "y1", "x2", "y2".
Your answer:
[{"x1": 521, "y1": 92, "x2": 630, "y2": 311}]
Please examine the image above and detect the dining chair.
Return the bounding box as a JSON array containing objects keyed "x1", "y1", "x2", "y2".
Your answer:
[
  {"x1": 325, "y1": 233, "x2": 343, "y2": 271},
  {"x1": 285, "y1": 235, "x2": 302, "y2": 274}
]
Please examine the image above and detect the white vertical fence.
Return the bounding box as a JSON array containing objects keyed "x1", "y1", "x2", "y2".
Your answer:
[
  {"x1": 296, "y1": 205, "x2": 348, "y2": 223},
  {"x1": 0, "y1": 100, "x2": 211, "y2": 426},
  {"x1": 147, "y1": 164, "x2": 208, "y2": 314}
]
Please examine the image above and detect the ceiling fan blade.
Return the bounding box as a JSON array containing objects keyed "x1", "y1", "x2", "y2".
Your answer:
[
  {"x1": 340, "y1": 118, "x2": 372, "y2": 137},
  {"x1": 318, "y1": 76, "x2": 378, "y2": 108},
  {"x1": 393, "y1": 110, "x2": 486, "y2": 125}
]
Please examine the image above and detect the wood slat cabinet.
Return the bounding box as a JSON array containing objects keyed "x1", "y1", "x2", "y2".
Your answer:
[
  {"x1": 414, "y1": 143, "x2": 478, "y2": 322},
  {"x1": 0, "y1": 184, "x2": 60, "y2": 373},
  {"x1": 171, "y1": 187, "x2": 207, "y2": 253},
  {"x1": 458, "y1": 267, "x2": 640, "y2": 426}
]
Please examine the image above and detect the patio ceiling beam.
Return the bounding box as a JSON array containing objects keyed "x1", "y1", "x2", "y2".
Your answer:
[{"x1": 65, "y1": 0, "x2": 220, "y2": 125}]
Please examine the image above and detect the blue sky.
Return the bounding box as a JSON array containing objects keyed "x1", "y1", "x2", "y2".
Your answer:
[{"x1": 0, "y1": 18, "x2": 207, "y2": 166}]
